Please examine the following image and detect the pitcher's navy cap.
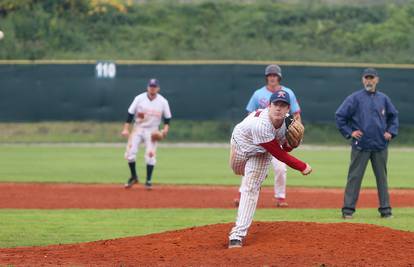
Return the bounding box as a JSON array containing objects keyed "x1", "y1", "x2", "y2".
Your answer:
[
  {"x1": 270, "y1": 90, "x2": 290, "y2": 105},
  {"x1": 148, "y1": 78, "x2": 160, "y2": 87}
]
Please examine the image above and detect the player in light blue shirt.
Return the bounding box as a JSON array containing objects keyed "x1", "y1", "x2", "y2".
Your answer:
[
  {"x1": 235, "y1": 64, "x2": 302, "y2": 208},
  {"x1": 246, "y1": 85, "x2": 300, "y2": 114}
]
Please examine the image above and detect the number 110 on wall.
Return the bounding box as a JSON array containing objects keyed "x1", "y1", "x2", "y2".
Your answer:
[{"x1": 96, "y1": 61, "x2": 116, "y2": 79}]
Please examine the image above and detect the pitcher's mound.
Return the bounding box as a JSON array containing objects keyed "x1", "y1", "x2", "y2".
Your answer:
[{"x1": 1, "y1": 222, "x2": 414, "y2": 266}]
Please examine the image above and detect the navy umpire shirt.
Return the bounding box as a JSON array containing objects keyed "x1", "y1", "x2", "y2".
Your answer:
[{"x1": 335, "y1": 89, "x2": 399, "y2": 151}]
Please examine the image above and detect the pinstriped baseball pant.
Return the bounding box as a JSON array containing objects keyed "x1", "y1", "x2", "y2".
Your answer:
[
  {"x1": 229, "y1": 143, "x2": 271, "y2": 241},
  {"x1": 238, "y1": 157, "x2": 287, "y2": 199}
]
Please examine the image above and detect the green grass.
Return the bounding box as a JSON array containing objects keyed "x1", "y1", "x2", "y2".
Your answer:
[
  {"x1": 0, "y1": 121, "x2": 233, "y2": 143},
  {"x1": 0, "y1": 145, "x2": 413, "y2": 188},
  {"x1": 1, "y1": 145, "x2": 413, "y2": 249},
  {"x1": 0, "y1": 208, "x2": 413, "y2": 248},
  {"x1": 3, "y1": 122, "x2": 414, "y2": 145}
]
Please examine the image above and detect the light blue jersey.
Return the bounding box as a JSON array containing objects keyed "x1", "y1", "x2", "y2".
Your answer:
[{"x1": 246, "y1": 86, "x2": 301, "y2": 114}]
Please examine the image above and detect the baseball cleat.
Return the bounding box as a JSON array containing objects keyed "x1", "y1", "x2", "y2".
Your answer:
[
  {"x1": 124, "y1": 176, "x2": 138, "y2": 189},
  {"x1": 145, "y1": 181, "x2": 152, "y2": 190},
  {"x1": 228, "y1": 239, "x2": 242, "y2": 249},
  {"x1": 342, "y1": 214, "x2": 353, "y2": 219},
  {"x1": 381, "y1": 214, "x2": 393, "y2": 219},
  {"x1": 275, "y1": 198, "x2": 288, "y2": 208},
  {"x1": 233, "y1": 198, "x2": 240, "y2": 207}
]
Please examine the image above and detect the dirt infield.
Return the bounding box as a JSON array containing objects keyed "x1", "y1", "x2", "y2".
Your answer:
[
  {"x1": 1, "y1": 183, "x2": 414, "y2": 209},
  {"x1": 1, "y1": 222, "x2": 414, "y2": 266},
  {"x1": 2, "y1": 183, "x2": 414, "y2": 266}
]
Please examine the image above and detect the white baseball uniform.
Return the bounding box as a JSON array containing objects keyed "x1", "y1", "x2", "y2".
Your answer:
[
  {"x1": 125, "y1": 92, "x2": 171, "y2": 165},
  {"x1": 229, "y1": 108, "x2": 306, "y2": 242},
  {"x1": 246, "y1": 85, "x2": 301, "y2": 200}
]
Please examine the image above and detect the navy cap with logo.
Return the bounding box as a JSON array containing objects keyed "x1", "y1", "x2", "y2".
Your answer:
[
  {"x1": 362, "y1": 68, "x2": 378, "y2": 78},
  {"x1": 270, "y1": 90, "x2": 290, "y2": 105},
  {"x1": 147, "y1": 78, "x2": 160, "y2": 87}
]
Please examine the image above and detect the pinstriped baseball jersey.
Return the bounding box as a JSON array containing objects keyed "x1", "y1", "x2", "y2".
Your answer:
[
  {"x1": 245, "y1": 86, "x2": 299, "y2": 201},
  {"x1": 128, "y1": 93, "x2": 171, "y2": 129},
  {"x1": 232, "y1": 108, "x2": 287, "y2": 157},
  {"x1": 229, "y1": 106, "x2": 294, "y2": 243}
]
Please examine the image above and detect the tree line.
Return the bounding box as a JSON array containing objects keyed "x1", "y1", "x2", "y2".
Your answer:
[{"x1": 0, "y1": 0, "x2": 413, "y2": 63}]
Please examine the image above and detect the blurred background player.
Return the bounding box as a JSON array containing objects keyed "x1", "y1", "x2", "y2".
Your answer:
[
  {"x1": 234, "y1": 64, "x2": 302, "y2": 207},
  {"x1": 335, "y1": 68, "x2": 398, "y2": 219},
  {"x1": 228, "y1": 90, "x2": 311, "y2": 248},
  {"x1": 122, "y1": 78, "x2": 172, "y2": 189}
]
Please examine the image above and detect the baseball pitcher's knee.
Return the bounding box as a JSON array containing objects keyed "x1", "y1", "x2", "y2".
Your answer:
[
  {"x1": 232, "y1": 166, "x2": 245, "y2": 176},
  {"x1": 231, "y1": 161, "x2": 246, "y2": 176}
]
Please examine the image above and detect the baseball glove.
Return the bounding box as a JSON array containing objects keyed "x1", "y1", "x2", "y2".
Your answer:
[
  {"x1": 151, "y1": 130, "x2": 165, "y2": 142},
  {"x1": 285, "y1": 115, "x2": 304, "y2": 148}
]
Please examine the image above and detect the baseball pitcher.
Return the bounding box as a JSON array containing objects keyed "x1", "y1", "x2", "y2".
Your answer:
[
  {"x1": 235, "y1": 64, "x2": 301, "y2": 207},
  {"x1": 122, "y1": 78, "x2": 172, "y2": 189},
  {"x1": 228, "y1": 90, "x2": 311, "y2": 248}
]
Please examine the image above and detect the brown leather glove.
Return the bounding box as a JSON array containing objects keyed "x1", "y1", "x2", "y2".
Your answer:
[
  {"x1": 151, "y1": 130, "x2": 165, "y2": 142},
  {"x1": 285, "y1": 116, "x2": 304, "y2": 148}
]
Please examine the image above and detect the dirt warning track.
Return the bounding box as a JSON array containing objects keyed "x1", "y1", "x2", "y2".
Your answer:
[{"x1": 1, "y1": 183, "x2": 414, "y2": 209}]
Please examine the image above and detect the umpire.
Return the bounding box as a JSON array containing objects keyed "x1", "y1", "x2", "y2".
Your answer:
[{"x1": 335, "y1": 68, "x2": 399, "y2": 219}]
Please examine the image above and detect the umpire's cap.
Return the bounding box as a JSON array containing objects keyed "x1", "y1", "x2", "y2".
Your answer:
[
  {"x1": 362, "y1": 68, "x2": 379, "y2": 78},
  {"x1": 265, "y1": 64, "x2": 282, "y2": 78}
]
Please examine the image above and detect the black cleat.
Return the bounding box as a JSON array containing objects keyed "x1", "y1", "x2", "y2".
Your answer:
[
  {"x1": 381, "y1": 214, "x2": 393, "y2": 219},
  {"x1": 145, "y1": 181, "x2": 152, "y2": 190},
  {"x1": 228, "y1": 239, "x2": 242, "y2": 249},
  {"x1": 233, "y1": 198, "x2": 240, "y2": 207},
  {"x1": 342, "y1": 214, "x2": 353, "y2": 220},
  {"x1": 124, "y1": 177, "x2": 138, "y2": 189}
]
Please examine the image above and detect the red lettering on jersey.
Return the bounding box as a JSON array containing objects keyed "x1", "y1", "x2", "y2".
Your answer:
[{"x1": 254, "y1": 110, "x2": 262, "y2": 117}]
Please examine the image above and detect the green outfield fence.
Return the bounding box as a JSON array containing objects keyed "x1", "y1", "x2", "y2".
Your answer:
[{"x1": 1, "y1": 60, "x2": 413, "y2": 123}]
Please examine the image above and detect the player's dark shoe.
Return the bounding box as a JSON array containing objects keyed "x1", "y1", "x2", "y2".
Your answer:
[
  {"x1": 342, "y1": 214, "x2": 353, "y2": 219},
  {"x1": 381, "y1": 214, "x2": 393, "y2": 219},
  {"x1": 233, "y1": 192, "x2": 241, "y2": 207},
  {"x1": 233, "y1": 198, "x2": 240, "y2": 207},
  {"x1": 275, "y1": 198, "x2": 288, "y2": 208},
  {"x1": 228, "y1": 239, "x2": 242, "y2": 249},
  {"x1": 124, "y1": 176, "x2": 138, "y2": 189},
  {"x1": 145, "y1": 181, "x2": 152, "y2": 190}
]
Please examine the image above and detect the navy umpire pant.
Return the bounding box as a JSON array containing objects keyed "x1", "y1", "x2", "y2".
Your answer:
[{"x1": 342, "y1": 147, "x2": 392, "y2": 216}]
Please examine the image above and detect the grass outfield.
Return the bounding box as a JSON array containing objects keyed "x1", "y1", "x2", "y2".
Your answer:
[
  {"x1": 0, "y1": 145, "x2": 413, "y2": 188},
  {"x1": 1, "y1": 208, "x2": 413, "y2": 248},
  {"x1": 1, "y1": 145, "x2": 413, "y2": 249}
]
